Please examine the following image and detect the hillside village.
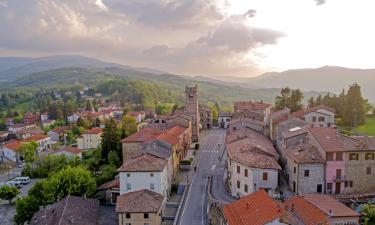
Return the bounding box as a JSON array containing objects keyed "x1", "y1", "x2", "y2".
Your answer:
[{"x1": 0, "y1": 85, "x2": 374, "y2": 225}]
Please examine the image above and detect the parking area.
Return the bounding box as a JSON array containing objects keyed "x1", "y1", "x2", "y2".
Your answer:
[{"x1": 0, "y1": 178, "x2": 40, "y2": 225}]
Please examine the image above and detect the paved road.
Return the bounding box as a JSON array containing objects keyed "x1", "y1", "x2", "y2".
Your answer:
[{"x1": 179, "y1": 129, "x2": 232, "y2": 225}]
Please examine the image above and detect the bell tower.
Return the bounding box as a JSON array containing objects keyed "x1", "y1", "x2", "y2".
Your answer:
[{"x1": 185, "y1": 85, "x2": 200, "y2": 142}]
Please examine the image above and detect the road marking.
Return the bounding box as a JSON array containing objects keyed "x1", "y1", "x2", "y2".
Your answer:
[{"x1": 211, "y1": 165, "x2": 216, "y2": 171}]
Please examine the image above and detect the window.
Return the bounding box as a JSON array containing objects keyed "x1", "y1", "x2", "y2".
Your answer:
[
  {"x1": 237, "y1": 180, "x2": 240, "y2": 188},
  {"x1": 237, "y1": 166, "x2": 240, "y2": 174},
  {"x1": 366, "y1": 167, "x2": 372, "y2": 175},
  {"x1": 150, "y1": 183, "x2": 155, "y2": 190},
  {"x1": 150, "y1": 173, "x2": 154, "y2": 177},
  {"x1": 312, "y1": 116, "x2": 316, "y2": 122},
  {"x1": 365, "y1": 153, "x2": 373, "y2": 160},
  {"x1": 336, "y1": 152, "x2": 343, "y2": 161},
  {"x1": 317, "y1": 184, "x2": 322, "y2": 193},
  {"x1": 262, "y1": 172, "x2": 268, "y2": 181},
  {"x1": 304, "y1": 170, "x2": 310, "y2": 177},
  {"x1": 318, "y1": 117, "x2": 325, "y2": 122},
  {"x1": 349, "y1": 153, "x2": 359, "y2": 160},
  {"x1": 326, "y1": 153, "x2": 334, "y2": 161},
  {"x1": 244, "y1": 184, "x2": 248, "y2": 193},
  {"x1": 244, "y1": 169, "x2": 248, "y2": 177},
  {"x1": 345, "y1": 181, "x2": 353, "y2": 187},
  {"x1": 327, "y1": 183, "x2": 333, "y2": 190},
  {"x1": 144, "y1": 213, "x2": 149, "y2": 219},
  {"x1": 127, "y1": 173, "x2": 131, "y2": 177},
  {"x1": 126, "y1": 213, "x2": 131, "y2": 219},
  {"x1": 126, "y1": 183, "x2": 131, "y2": 190},
  {"x1": 293, "y1": 167, "x2": 296, "y2": 174}
]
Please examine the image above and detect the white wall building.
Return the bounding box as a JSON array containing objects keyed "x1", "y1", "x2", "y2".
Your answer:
[
  {"x1": 77, "y1": 128, "x2": 103, "y2": 150},
  {"x1": 218, "y1": 112, "x2": 233, "y2": 129},
  {"x1": 293, "y1": 105, "x2": 335, "y2": 128}
]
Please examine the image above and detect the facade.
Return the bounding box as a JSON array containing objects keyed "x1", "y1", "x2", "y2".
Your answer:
[
  {"x1": 293, "y1": 105, "x2": 335, "y2": 128},
  {"x1": 116, "y1": 189, "x2": 164, "y2": 225},
  {"x1": 218, "y1": 112, "x2": 232, "y2": 129},
  {"x1": 1, "y1": 140, "x2": 21, "y2": 163},
  {"x1": 199, "y1": 106, "x2": 213, "y2": 129},
  {"x1": 50, "y1": 146, "x2": 82, "y2": 160},
  {"x1": 285, "y1": 143, "x2": 325, "y2": 194},
  {"x1": 184, "y1": 85, "x2": 200, "y2": 142},
  {"x1": 23, "y1": 134, "x2": 52, "y2": 153},
  {"x1": 23, "y1": 112, "x2": 39, "y2": 125},
  {"x1": 226, "y1": 129, "x2": 281, "y2": 197},
  {"x1": 47, "y1": 126, "x2": 70, "y2": 142},
  {"x1": 117, "y1": 153, "x2": 171, "y2": 200},
  {"x1": 77, "y1": 127, "x2": 103, "y2": 150},
  {"x1": 269, "y1": 108, "x2": 290, "y2": 142}
]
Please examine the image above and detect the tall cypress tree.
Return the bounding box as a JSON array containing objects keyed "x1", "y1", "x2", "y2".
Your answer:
[
  {"x1": 101, "y1": 118, "x2": 121, "y2": 162},
  {"x1": 343, "y1": 83, "x2": 366, "y2": 127}
]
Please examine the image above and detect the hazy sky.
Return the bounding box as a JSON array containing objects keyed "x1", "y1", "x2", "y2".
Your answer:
[{"x1": 0, "y1": 0, "x2": 374, "y2": 77}]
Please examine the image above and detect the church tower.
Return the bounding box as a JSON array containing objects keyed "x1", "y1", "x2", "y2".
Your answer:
[{"x1": 185, "y1": 85, "x2": 200, "y2": 142}]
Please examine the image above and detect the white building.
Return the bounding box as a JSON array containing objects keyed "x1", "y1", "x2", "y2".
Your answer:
[
  {"x1": 292, "y1": 105, "x2": 335, "y2": 128},
  {"x1": 0, "y1": 140, "x2": 21, "y2": 163},
  {"x1": 226, "y1": 129, "x2": 281, "y2": 197},
  {"x1": 77, "y1": 128, "x2": 103, "y2": 150},
  {"x1": 218, "y1": 112, "x2": 232, "y2": 129},
  {"x1": 50, "y1": 146, "x2": 82, "y2": 160},
  {"x1": 23, "y1": 134, "x2": 52, "y2": 153},
  {"x1": 117, "y1": 153, "x2": 171, "y2": 200}
]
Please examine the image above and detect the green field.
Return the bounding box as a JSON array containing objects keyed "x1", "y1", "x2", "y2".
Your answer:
[{"x1": 356, "y1": 116, "x2": 375, "y2": 136}]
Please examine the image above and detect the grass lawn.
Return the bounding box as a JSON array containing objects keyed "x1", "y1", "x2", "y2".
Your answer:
[{"x1": 356, "y1": 116, "x2": 375, "y2": 136}]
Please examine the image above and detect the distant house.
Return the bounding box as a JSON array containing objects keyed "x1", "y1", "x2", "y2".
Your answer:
[
  {"x1": 30, "y1": 195, "x2": 99, "y2": 225},
  {"x1": 117, "y1": 153, "x2": 171, "y2": 200},
  {"x1": 23, "y1": 134, "x2": 52, "y2": 153},
  {"x1": 228, "y1": 117, "x2": 265, "y2": 134},
  {"x1": 1, "y1": 140, "x2": 21, "y2": 163},
  {"x1": 40, "y1": 112, "x2": 49, "y2": 122},
  {"x1": 47, "y1": 126, "x2": 70, "y2": 142},
  {"x1": 42, "y1": 119, "x2": 55, "y2": 128},
  {"x1": 293, "y1": 105, "x2": 335, "y2": 128},
  {"x1": 284, "y1": 194, "x2": 360, "y2": 225},
  {"x1": 116, "y1": 189, "x2": 164, "y2": 225},
  {"x1": 127, "y1": 111, "x2": 146, "y2": 124},
  {"x1": 222, "y1": 190, "x2": 288, "y2": 225},
  {"x1": 199, "y1": 106, "x2": 213, "y2": 129},
  {"x1": 50, "y1": 146, "x2": 82, "y2": 160},
  {"x1": 97, "y1": 177, "x2": 120, "y2": 205},
  {"x1": 67, "y1": 113, "x2": 80, "y2": 123},
  {"x1": 218, "y1": 112, "x2": 232, "y2": 129},
  {"x1": 226, "y1": 129, "x2": 281, "y2": 197},
  {"x1": 23, "y1": 112, "x2": 39, "y2": 125},
  {"x1": 77, "y1": 127, "x2": 103, "y2": 150},
  {"x1": 233, "y1": 101, "x2": 272, "y2": 126}
]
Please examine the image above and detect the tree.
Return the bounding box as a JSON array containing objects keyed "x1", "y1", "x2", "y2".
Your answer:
[
  {"x1": 275, "y1": 87, "x2": 304, "y2": 113},
  {"x1": 307, "y1": 96, "x2": 315, "y2": 108},
  {"x1": 361, "y1": 204, "x2": 375, "y2": 225},
  {"x1": 0, "y1": 185, "x2": 20, "y2": 204},
  {"x1": 101, "y1": 118, "x2": 122, "y2": 161},
  {"x1": 122, "y1": 115, "x2": 137, "y2": 137},
  {"x1": 20, "y1": 141, "x2": 38, "y2": 165},
  {"x1": 342, "y1": 83, "x2": 366, "y2": 127},
  {"x1": 76, "y1": 117, "x2": 90, "y2": 129},
  {"x1": 42, "y1": 166, "x2": 96, "y2": 202},
  {"x1": 14, "y1": 196, "x2": 40, "y2": 225},
  {"x1": 108, "y1": 150, "x2": 121, "y2": 167}
]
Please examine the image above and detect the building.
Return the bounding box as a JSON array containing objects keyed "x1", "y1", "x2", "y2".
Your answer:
[
  {"x1": 40, "y1": 112, "x2": 49, "y2": 122},
  {"x1": 218, "y1": 112, "x2": 233, "y2": 129},
  {"x1": 23, "y1": 134, "x2": 52, "y2": 153},
  {"x1": 97, "y1": 177, "x2": 120, "y2": 205},
  {"x1": 184, "y1": 85, "x2": 200, "y2": 142},
  {"x1": 199, "y1": 106, "x2": 213, "y2": 129},
  {"x1": 117, "y1": 153, "x2": 171, "y2": 199},
  {"x1": 127, "y1": 111, "x2": 146, "y2": 124},
  {"x1": 233, "y1": 101, "x2": 272, "y2": 126},
  {"x1": 226, "y1": 129, "x2": 281, "y2": 197},
  {"x1": 269, "y1": 108, "x2": 290, "y2": 142},
  {"x1": 116, "y1": 189, "x2": 164, "y2": 225},
  {"x1": 285, "y1": 194, "x2": 360, "y2": 225},
  {"x1": 77, "y1": 127, "x2": 103, "y2": 150},
  {"x1": 293, "y1": 105, "x2": 335, "y2": 128},
  {"x1": 23, "y1": 112, "x2": 39, "y2": 125},
  {"x1": 47, "y1": 126, "x2": 70, "y2": 142},
  {"x1": 30, "y1": 195, "x2": 99, "y2": 225},
  {"x1": 228, "y1": 117, "x2": 265, "y2": 134},
  {"x1": 50, "y1": 146, "x2": 82, "y2": 160},
  {"x1": 222, "y1": 190, "x2": 288, "y2": 225},
  {"x1": 285, "y1": 142, "x2": 325, "y2": 194},
  {"x1": 1, "y1": 140, "x2": 21, "y2": 163}
]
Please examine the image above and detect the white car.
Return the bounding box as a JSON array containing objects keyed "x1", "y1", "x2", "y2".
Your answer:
[
  {"x1": 8, "y1": 180, "x2": 23, "y2": 188},
  {"x1": 14, "y1": 177, "x2": 30, "y2": 185}
]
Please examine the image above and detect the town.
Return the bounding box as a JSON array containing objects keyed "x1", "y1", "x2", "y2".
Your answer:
[{"x1": 0, "y1": 83, "x2": 374, "y2": 225}]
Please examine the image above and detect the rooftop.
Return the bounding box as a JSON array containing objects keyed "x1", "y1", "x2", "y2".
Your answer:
[
  {"x1": 53, "y1": 146, "x2": 81, "y2": 155},
  {"x1": 3, "y1": 140, "x2": 21, "y2": 152},
  {"x1": 234, "y1": 101, "x2": 272, "y2": 112},
  {"x1": 293, "y1": 105, "x2": 335, "y2": 118},
  {"x1": 122, "y1": 128, "x2": 162, "y2": 143},
  {"x1": 23, "y1": 134, "x2": 50, "y2": 142},
  {"x1": 286, "y1": 142, "x2": 324, "y2": 164},
  {"x1": 116, "y1": 189, "x2": 164, "y2": 213},
  {"x1": 117, "y1": 153, "x2": 167, "y2": 172},
  {"x1": 84, "y1": 127, "x2": 103, "y2": 134}
]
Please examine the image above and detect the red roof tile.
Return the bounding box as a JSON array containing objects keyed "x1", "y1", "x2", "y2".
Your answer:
[
  {"x1": 309, "y1": 127, "x2": 344, "y2": 152},
  {"x1": 293, "y1": 105, "x2": 335, "y2": 118},
  {"x1": 223, "y1": 190, "x2": 284, "y2": 225},
  {"x1": 234, "y1": 101, "x2": 271, "y2": 112},
  {"x1": 56, "y1": 146, "x2": 81, "y2": 155},
  {"x1": 23, "y1": 134, "x2": 49, "y2": 142},
  {"x1": 84, "y1": 127, "x2": 103, "y2": 134},
  {"x1": 3, "y1": 140, "x2": 21, "y2": 152},
  {"x1": 116, "y1": 189, "x2": 163, "y2": 213},
  {"x1": 97, "y1": 178, "x2": 120, "y2": 190},
  {"x1": 117, "y1": 153, "x2": 167, "y2": 172},
  {"x1": 122, "y1": 128, "x2": 162, "y2": 143}
]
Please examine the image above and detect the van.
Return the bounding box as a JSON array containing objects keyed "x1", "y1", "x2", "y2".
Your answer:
[
  {"x1": 14, "y1": 177, "x2": 30, "y2": 185},
  {"x1": 8, "y1": 180, "x2": 23, "y2": 188}
]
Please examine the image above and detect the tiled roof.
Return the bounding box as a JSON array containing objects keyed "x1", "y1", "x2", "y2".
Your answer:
[
  {"x1": 284, "y1": 196, "x2": 328, "y2": 225},
  {"x1": 30, "y1": 195, "x2": 99, "y2": 225},
  {"x1": 234, "y1": 101, "x2": 271, "y2": 111},
  {"x1": 139, "y1": 142, "x2": 172, "y2": 159},
  {"x1": 116, "y1": 189, "x2": 163, "y2": 213},
  {"x1": 165, "y1": 125, "x2": 187, "y2": 137},
  {"x1": 55, "y1": 146, "x2": 81, "y2": 155},
  {"x1": 281, "y1": 126, "x2": 309, "y2": 140},
  {"x1": 302, "y1": 194, "x2": 360, "y2": 218},
  {"x1": 97, "y1": 177, "x2": 120, "y2": 190},
  {"x1": 309, "y1": 127, "x2": 345, "y2": 152},
  {"x1": 223, "y1": 190, "x2": 285, "y2": 225},
  {"x1": 117, "y1": 153, "x2": 167, "y2": 172},
  {"x1": 23, "y1": 134, "x2": 49, "y2": 142},
  {"x1": 122, "y1": 128, "x2": 162, "y2": 143},
  {"x1": 156, "y1": 132, "x2": 179, "y2": 145},
  {"x1": 286, "y1": 143, "x2": 324, "y2": 164},
  {"x1": 84, "y1": 127, "x2": 103, "y2": 134},
  {"x1": 3, "y1": 140, "x2": 21, "y2": 152},
  {"x1": 228, "y1": 117, "x2": 265, "y2": 127},
  {"x1": 51, "y1": 126, "x2": 70, "y2": 134},
  {"x1": 293, "y1": 105, "x2": 335, "y2": 118}
]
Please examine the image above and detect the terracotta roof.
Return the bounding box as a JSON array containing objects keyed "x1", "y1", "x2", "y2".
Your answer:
[
  {"x1": 223, "y1": 190, "x2": 285, "y2": 225},
  {"x1": 54, "y1": 146, "x2": 81, "y2": 155},
  {"x1": 97, "y1": 177, "x2": 120, "y2": 190},
  {"x1": 84, "y1": 127, "x2": 103, "y2": 134},
  {"x1": 282, "y1": 126, "x2": 309, "y2": 140},
  {"x1": 51, "y1": 126, "x2": 70, "y2": 134},
  {"x1": 3, "y1": 140, "x2": 21, "y2": 152},
  {"x1": 234, "y1": 101, "x2": 271, "y2": 112},
  {"x1": 293, "y1": 105, "x2": 335, "y2": 118},
  {"x1": 302, "y1": 194, "x2": 360, "y2": 218},
  {"x1": 286, "y1": 143, "x2": 324, "y2": 164},
  {"x1": 30, "y1": 195, "x2": 99, "y2": 225},
  {"x1": 165, "y1": 125, "x2": 187, "y2": 137},
  {"x1": 284, "y1": 196, "x2": 329, "y2": 225},
  {"x1": 116, "y1": 189, "x2": 163, "y2": 213},
  {"x1": 309, "y1": 127, "x2": 345, "y2": 152},
  {"x1": 228, "y1": 117, "x2": 265, "y2": 127},
  {"x1": 23, "y1": 134, "x2": 49, "y2": 142},
  {"x1": 122, "y1": 128, "x2": 162, "y2": 143},
  {"x1": 156, "y1": 132, "x2": 179, "y2": 145},
  {"x1": 117, "y1": 153, "x2": 167, "y2": 172}
]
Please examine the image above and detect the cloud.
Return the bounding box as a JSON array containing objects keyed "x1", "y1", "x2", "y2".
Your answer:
[
  {"x1": 315, "y1": 0, "x2": 325, "y2": 6},
  {"x1": 0, "y1": 0, "x2": 285, "y2": 76}
]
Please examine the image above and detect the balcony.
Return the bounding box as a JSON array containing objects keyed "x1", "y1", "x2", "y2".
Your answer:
[{"x1": 332, "y1": 175, "x2": 346, "y2": 182}]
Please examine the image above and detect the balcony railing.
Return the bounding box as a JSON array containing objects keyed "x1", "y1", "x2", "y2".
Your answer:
[{"x1": 332, "y1": 175, "x2": 346, "y2": 182}]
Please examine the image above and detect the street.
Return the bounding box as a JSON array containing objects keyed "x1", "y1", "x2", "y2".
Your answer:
[{"x1": 179, "y1": 129, "x2": 233, "y2": 225}]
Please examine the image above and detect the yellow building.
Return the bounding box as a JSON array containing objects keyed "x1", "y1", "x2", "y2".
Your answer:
[{"x1": 77, "y1": 127, "x2": 103, "y2": 150}]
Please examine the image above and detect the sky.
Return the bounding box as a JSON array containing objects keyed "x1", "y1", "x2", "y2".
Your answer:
[{"x1": 0, "y1": 0, "x2": 374, "y2": 77}]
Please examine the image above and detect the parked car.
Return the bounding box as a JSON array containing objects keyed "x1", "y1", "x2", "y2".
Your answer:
[
  {"x1": 14, "y1": 176, "x2": 30, "y2": 185},
  {"x1": 8, "y1": 180, "x2": 23, "y2": 188},
  {"x1": 16, "y1": 163, "x2": 25, "y2": 168}
]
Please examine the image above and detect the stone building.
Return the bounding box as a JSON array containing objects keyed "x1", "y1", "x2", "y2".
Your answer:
[
  {"x1": 199, "y1": 106, "x2": 213, "y2": 129},
  {"x1": 184, "y1": 85, "x2": 200, "y2": 142},
  {"x1": 292, "y1": 105, "x2": 335, "y2": 128}
]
